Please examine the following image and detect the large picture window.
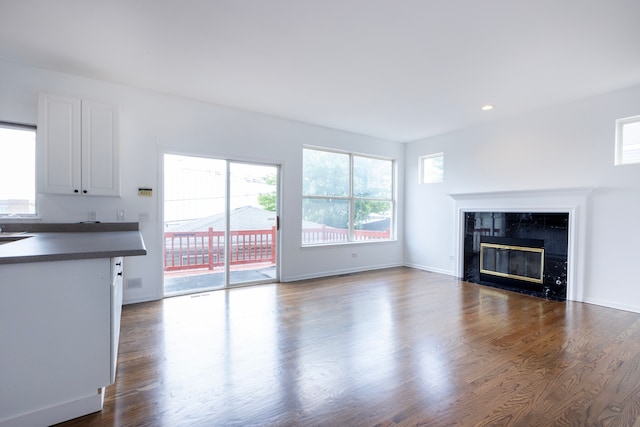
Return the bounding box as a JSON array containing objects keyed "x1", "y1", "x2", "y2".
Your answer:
[
  {"x1": 302, "y1": 147, "x2": 394, "y2": 245},
  {"x1": 0, "y1": 122, "x2": 37, "y2": 217}
]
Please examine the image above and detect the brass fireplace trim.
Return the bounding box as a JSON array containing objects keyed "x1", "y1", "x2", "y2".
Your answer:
[{"x1": 480, "y1": 243, "x2": 545, "y2": 284}]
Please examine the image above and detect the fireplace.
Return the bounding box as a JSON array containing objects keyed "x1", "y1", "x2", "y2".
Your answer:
[
  {"x1": 463, "y1": 212, "x2": 568, "y2": 300},
  {"x1": 449, "y1": 187, "x2": 593, "y2": 302}
]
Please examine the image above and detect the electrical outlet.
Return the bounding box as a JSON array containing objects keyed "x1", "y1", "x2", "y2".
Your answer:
[
  {"x1": 139, "y1": 212, "x2": 150, "y2": 222},
  {"x1": 87, "y1": 211, "x2": 97, "y2": 221},
  {"x1": 117, "y1": 209, "x2": 125, "y2": 221}
]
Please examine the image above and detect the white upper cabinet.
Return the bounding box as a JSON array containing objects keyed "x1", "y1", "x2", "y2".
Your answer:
[
  {"x1": 38, "y1": 94, "x2": 81, "y2": 194},
  {"x1": 81, "y1": 99, "x2": 121, "y2": 196},
  {"x1": 38, "y1": 93, "x2": 120, "y2": 196}
]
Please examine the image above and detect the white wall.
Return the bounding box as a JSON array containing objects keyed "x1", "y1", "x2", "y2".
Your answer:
[
  {"x1": 405, "y1": 84, "x2": 640, "y2": 312},
  {"x1": 0, "y1": 59, "x2": 405, "y2": 303}
]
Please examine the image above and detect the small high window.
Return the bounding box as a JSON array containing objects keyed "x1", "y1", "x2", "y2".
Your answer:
[
  {"x1": 419, "y1": 152, "x2": 444, "y2": 183},
  {"x1": 0, "y1": 122, "x2": 37, "y2": 217},
  {"x1": 615, "y1": 115, "x2": 640, "y2": 165}
]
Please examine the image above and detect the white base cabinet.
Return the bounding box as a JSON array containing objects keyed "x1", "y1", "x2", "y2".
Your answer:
[
  {"x1": 111, "y1": 257, "x2": 124, "y2": 383},
  {"x1": 0, "y1": 257, "x2": 123, "y2": 427}
]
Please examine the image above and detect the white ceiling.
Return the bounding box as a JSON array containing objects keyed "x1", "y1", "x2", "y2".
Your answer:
[{"x1": 1, "y1": 0, "x2": 640, "y2": 142}]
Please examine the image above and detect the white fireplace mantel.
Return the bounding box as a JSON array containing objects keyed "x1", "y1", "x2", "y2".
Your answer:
[{"x1": 448, "y1": 187, "x2": 595, "y2": 302}]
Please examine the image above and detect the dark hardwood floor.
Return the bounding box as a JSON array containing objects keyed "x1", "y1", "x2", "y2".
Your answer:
[{"x1": 56, "y1": 267, "x2": 640, "y2": 426}]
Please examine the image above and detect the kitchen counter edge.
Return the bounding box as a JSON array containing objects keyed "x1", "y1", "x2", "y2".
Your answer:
[{"x1": 0, "y1": 223, "x2": 147, "y2": 265}]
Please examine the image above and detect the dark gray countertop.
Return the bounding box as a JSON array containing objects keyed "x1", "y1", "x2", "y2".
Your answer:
[{"x1": 0, "y1": 223, "x2": 147, "y2": 265}]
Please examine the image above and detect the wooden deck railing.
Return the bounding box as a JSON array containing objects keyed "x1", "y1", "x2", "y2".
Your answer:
[
  {"x1": 164, "y1": 226, "x2": 391, "y2": 272},
  {"x1": 164, "y1": 227, "x2": 276, "y2": 271},
  {"x1": 301, "y1": 227, "x2": 390, "y2": 244}
]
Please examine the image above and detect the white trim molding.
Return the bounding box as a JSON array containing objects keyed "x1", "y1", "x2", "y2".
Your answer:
[{"x1": 449, "y1": 187, "x2": 595, "y2": 302}]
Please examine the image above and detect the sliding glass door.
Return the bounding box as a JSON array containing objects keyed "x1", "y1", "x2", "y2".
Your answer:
[
  {"x1": 227, "y1": 162, "x2": 278, "y2": 286},
  {"x1": 163, "y1": 154, "x2": 278, "y2": 296}
]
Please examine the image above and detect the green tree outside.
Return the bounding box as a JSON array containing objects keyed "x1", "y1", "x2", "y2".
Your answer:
[
  {"x1": 258, "y1": 151, "x2": 392, "y2": 229},
  {"x1": 257, "y1": 174, "x2": 277, "y2": 212}
]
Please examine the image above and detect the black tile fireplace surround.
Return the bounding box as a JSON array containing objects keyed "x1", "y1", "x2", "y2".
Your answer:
[{"x1": 463, "y1": 212, "x2": 569, "y2": 300}]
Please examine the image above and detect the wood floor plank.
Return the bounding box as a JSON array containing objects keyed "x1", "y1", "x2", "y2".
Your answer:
[{"x1": 54, "y1": 267, "x2": 640, "y2": 426}]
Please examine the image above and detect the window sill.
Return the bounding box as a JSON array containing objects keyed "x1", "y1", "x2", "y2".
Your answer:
[
  {"x1": 301, "y1": 239, "x2": 397, "y2": 248},
  {"x1": 0, "y1": 216, "x2": 41, "y2": 222}
]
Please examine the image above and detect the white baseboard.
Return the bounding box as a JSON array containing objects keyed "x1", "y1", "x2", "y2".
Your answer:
[
  {"x1": 0, "y1": 391, "x2": 103, "y2": 427},
  {"x1": 404, "y1": 262, "x2": 456, "y2": 277},
  {"x1": 581, "y1": 297, "x2": 640, "y2": 314},
  {"x1": 282, "y1": 262, "x2": 404, "y2": 283},
  {"x1": 124, "y1": 294, "x2": 158, "y2": 305},
  {"x1": 125, "y1": 287, "x2": 165, "y2": 305}
]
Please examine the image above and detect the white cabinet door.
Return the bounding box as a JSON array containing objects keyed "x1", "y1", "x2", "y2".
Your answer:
[
  {"x1": 110, "y1": 257, "x2": 124, "y2": 383},
  {"x1": 82, "y1": 100, "x2": 120, "y2": 196},
  {"x1": 38, "y1": 93, "x2": 120, "y2": 196},
  {"x1": 38, "y1": 94, "x2": 82, "y2": 194}
]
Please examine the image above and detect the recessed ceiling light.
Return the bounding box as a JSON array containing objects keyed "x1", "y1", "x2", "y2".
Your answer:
[{"x1": 481, "y1": 104, "x2": 494, "y2": 111}]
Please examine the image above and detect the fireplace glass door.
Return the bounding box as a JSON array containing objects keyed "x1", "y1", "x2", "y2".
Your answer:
[{"x1": 480, "y1": 243, "x2": 544, "y2": 284}]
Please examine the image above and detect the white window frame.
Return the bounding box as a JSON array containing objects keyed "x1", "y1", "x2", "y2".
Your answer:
[
  {"x1": 0, "y1": 122, "x2": 38, "y2": 218},
  {"x1": 615, "y1": 115, "x2": 640, "y2": 166},
  {"x1": 419, "y1": 152, "x2": 444, "y2": 183},
  {"x1": 302, "y1": 146, "x2": 395, "y2": 246}
]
